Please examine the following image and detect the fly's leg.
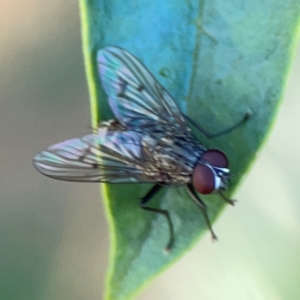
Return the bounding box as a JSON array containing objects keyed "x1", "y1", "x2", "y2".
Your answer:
[
  {"x1": 184, "y1": 110, "x2": 251, "y2": 139},
  {"x1": 187, "y1": 183, "x2": 218, "y2": 240},
  {"x1": 218, "y1": 191, "x2": 236, "y2": 206},
  {"x1": 140, "y1": 184, "x2": 175, "y2": 253}
]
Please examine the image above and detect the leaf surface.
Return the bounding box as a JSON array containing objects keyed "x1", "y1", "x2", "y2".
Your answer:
[{"x1": 79, "y1": 1, "x2": 300, "y2": 299}]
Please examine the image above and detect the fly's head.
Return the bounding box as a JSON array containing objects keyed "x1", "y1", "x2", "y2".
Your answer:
[{"x1": 192, "y1": 149, "x2": 231, "y2": 194}]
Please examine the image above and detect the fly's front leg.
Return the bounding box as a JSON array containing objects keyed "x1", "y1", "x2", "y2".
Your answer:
[
  {"x1": 184, "y1": 110, "x2": 251, "y2": 139},
  {"x1": 186, "y1": 183, "x2": 217, "y2": 240},
  {"x1": 218, "y1": 191, "x2": 236, "y2": 206},
  {"x1": 140, "y1": 184, "x2": 175, "y2": 253}
]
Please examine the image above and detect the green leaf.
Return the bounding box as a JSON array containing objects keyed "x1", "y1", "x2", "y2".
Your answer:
[{"x1": 79, "y1": 1, "x2": 300, "y2": 299}]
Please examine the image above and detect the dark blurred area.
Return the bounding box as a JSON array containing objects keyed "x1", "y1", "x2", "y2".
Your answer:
[{"x1": 1, "y1": 1, "x2": 300, "y2": 300}]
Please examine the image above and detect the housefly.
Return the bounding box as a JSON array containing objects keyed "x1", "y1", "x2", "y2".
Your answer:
[{"x1": 33, "y1": 46, "x2": 250, "y2": 251}]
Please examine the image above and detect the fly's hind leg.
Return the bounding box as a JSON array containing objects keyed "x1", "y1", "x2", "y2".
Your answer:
[{"x1": 140, "y1": 184, "x2": 175, "y2": 253}]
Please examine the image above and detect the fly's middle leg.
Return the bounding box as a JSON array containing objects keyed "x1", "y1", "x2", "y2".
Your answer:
[
  {"x1": 140, "y1": 184, "x2": 175, "y2": 253},
  {"x1": 184, "y1": 110, "x2": 251, "y2": 139}
]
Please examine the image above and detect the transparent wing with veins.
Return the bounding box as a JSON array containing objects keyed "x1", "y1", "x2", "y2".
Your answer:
[
  {"x1": 97, "y1": 46, "x2": 188, "y2": 131},
  {"x1": 34, "y1": 47, "x2": 191, "y2": 182},
  {"x1": 33, "y1": 124, "x2": 158, "y2": 183}
]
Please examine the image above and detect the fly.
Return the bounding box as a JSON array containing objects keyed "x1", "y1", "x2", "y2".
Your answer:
[{"x1": 33, "y1": 46, "x2": 250, "y2": 252}]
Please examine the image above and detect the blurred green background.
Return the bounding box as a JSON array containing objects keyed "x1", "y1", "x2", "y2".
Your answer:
[{"x1": 1, "y1": 1, "x2": 300, "y2": 299}]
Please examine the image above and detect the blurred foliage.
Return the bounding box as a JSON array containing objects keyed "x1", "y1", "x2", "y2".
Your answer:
[{"x1": 80, "y1": 0, "x2": 300, "y2": 299}]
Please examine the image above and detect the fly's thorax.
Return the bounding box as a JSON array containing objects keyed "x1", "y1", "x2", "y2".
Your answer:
[
  {"x1": 192, "y1": 149, "x2": 231, "y2": 194},
  {"x1": 141, "y1": 129, "x2": 206, "y2": 183}
]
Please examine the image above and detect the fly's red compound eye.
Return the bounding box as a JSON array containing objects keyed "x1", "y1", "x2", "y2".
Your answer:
[
  {"x1": 192, "y1": 164, "x2": 215, "y2": 194},
  {"x1": 202, "y1": 149, "x2": 228, "y2": 168}
]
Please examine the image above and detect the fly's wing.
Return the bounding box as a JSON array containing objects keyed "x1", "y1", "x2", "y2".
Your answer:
[
  {"x1": 33, "y1": 128, "x2": 155, "y2": 183},
  {"x1": 97, "y1": 46, "x2": 188, "y2": 131}
]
